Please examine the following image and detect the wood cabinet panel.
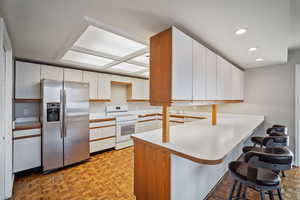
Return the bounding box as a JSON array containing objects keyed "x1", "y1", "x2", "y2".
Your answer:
[
  {"x1": 150, "y1": 28, "x2": 172, "y2": 106},
  {"x1": 15, "y1": 61, "x2": 41, "y2": 99},
  {"x1": 134, "y1": 139, "x2": 170, "y2": 200}
]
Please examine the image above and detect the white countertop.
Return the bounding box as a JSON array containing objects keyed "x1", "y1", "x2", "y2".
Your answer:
[{"x1": 132, "y1": 113, "x2": 264, "y2": 164}]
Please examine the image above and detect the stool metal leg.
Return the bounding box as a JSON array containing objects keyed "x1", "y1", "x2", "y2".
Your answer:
[
  {"x1": 236, "y1": 183, "x2": 243, "y2": 198},
  {"x1": 242, "y1": 186, "x2": 248, "y2": 199},
  {"x1": 228, "y1": 180, "x2": 237, "y2": 200},
  {"x1": 268, "y1": 191, "x2": 274, "y2": 200},
  {"x1": 260, "y1": 191, "x2": 265, "y2": 200},
  {"x1": 277, "y1": 188, "x2": 283, "y2": 200}
]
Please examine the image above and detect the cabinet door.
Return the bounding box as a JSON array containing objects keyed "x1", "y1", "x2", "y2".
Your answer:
[
  {"x1": 41, "y1": 65, "x2": 63, "y2": 81},
  {"x1": 205, "y1": 48, "x2": 217, "y2": 100},
  {"x1": 217, "y1": 57, "x2": 232, "y2": 100},
  {"x1": 13, "y1": 129, "x2": 41, "y2": 173},
  {"x1": 15, "y1": 61, "x2": 41, "y2": 99},
  {"x1": 83, "y1": 71, "x2": 98, "y2": 99},
  {"x1": 192, "y1": 40, "x2": 206, "y2": 100},
  {"x1": 132, "y1": 79, "x2": 148, "y2": 99},
  {"x1": 231, "y1": 67, "x2": 240, "y2": 100},
  {"x1": 98, "y1": 73, "x2": 111, "y2": 99},
  {"x1": 63, "y1": 68, "x2": 83, "y2": 82},
  {"x1": 172, "y1": 27, "x2": 193, "y2": 100},
  {"x1": 239, "y1": 70, "x2": 245, "y2": 100}
]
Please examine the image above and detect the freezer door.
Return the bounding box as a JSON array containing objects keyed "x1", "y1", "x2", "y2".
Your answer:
[
  {"x1": 42, "y1": 79, "x2": 64, "y2": 171},
  {"x1": 63, "y1": 81, "x2": 90, "y2": 166}
]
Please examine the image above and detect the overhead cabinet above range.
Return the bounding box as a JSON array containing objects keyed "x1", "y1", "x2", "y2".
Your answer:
[{"x1": 150, "y1": 26, "x2": 244, "y2": 106}]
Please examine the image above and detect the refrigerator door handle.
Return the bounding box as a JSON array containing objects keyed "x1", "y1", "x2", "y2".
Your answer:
[
  {"x1": 63, "y1": 89, "x2": 67, "y2": 137},
  {"x1": 60, "y1": 89, "x2": 64, "y2": 138}
]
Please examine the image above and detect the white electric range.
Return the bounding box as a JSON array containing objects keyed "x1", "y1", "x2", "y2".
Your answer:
[{"x1": 105, "y1": 105, "x2": 138, "y2": 149}]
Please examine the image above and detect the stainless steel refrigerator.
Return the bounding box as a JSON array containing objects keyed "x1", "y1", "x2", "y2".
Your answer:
[{"x1": 41, "y1": 79, "x2": 90, "y2": 172}]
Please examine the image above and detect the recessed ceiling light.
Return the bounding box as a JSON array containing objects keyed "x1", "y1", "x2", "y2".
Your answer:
[
  {"x1": 235, "y1": 28, "x2": 248, "y2": 35},
  {"x1": 248, "y1": 47, "x2": 257, "y2": 52},
  {"x1": 74, "y1": 25, "x2": 146, "y2": 57},
  {"x1": 256, "y1": 58, "x2": 263, "y2": 62},
  {"x1": 109, "y1": 62, "x2": 146, "y2": 73},
  {"x1": 61, "y1": 50, "x2": 114, "y2": 67}
]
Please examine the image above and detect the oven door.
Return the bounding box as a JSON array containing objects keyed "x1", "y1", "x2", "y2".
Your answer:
[{"x1": 116, "y1": 121, "x2": 136, "y2": 143}]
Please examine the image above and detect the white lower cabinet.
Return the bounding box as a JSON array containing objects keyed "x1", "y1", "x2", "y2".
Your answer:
[
  {"x1": 13, "y1": 129, "x2": 41, "y2": 173},
  {"x1": 89, "y1": 122, "x2": 116, "y2": 153},
  {"x1": 90, "y1": 138, "x2": 116, "y2": 153}
]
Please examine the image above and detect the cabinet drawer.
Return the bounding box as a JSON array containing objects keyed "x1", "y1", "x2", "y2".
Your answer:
[
  {"x1": 13, "y1": 136, "x2": 41, "y2": 172},
  {"x1": 89, "y1": 129, "x2": 102, "y2": 140},
  {"x1": 101, "y1": 126, "x2": 116, "y2": 138},
  {"x1": 89, "y1": 121, "x2": 115, "y2": 128},
  {"x1": 90, "y1": 137, "x2": 116, "y2": 153}
]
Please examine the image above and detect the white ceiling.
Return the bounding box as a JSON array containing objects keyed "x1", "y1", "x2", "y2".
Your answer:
[{"x1": 0, "y1": 0, "x2": 299, "y2": 73}]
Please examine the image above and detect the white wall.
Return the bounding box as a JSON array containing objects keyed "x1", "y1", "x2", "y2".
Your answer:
[{"x1": 193, "y1": 49, "x2": 300, "y2": 154}]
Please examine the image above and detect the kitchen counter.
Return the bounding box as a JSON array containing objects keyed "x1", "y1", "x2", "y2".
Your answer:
[
  {"x1": 132, "y1": 113, "x2": 265, "y2": 200},
  {"x1": 132, "y1": 113, "x2": 264, "y2": 164}
]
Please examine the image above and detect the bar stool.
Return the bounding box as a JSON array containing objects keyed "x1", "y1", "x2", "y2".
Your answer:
[
  {"x1": 228, "y1": 149, "x2": 293, "y2": 200},
  {"x1": 252, "y1": 134, "x2": 288, "y2": 148},
  {"x1": 252, "y1": 125, "x2": 287, "y2": 147},
  {"x1": 243, "y1": 146, "x2": 293, "y2": 177}
]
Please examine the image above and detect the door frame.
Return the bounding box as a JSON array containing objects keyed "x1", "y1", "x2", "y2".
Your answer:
[
  {"x1": 0, "y1": 17, "x2": 14, "y2": 199},
  {"x1": 295, "y1": 64, "x2": 300, "y2": 166}
]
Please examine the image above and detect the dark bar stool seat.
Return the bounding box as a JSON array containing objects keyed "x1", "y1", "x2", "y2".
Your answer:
[
  {"x1": 252, "y1": 125, "x2": 287, "y2": 147},
  {"x1": 251, "y1": 135, "x2": 289, "y2": 148},
  {"x1": 228, "y1": 148, "x2": 293, "y2": 200},
  {"x1": 228, "y1": 161, "x2": 281, "y2": 200}
]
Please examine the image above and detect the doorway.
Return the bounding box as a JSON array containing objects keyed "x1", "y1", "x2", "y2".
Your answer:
[
  {"x1": 295, "y1": 64, "x2": 300, "y2": 166},
  {"x1": 0, "y1": 17, "x2": 14, "y2": 200}
]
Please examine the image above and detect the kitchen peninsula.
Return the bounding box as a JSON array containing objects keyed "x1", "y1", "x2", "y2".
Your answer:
[{"x1": 132, "y1": 113, "x2": 264, "y2": 200}]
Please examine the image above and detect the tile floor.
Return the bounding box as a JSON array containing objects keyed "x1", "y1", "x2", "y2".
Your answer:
[{"x1": 12, "y1": 147, "x2": 300, "y2": 200}]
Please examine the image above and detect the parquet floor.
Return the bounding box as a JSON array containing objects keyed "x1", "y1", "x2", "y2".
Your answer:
[{"x1": 12, "y1": 147, "x2": 300, "y2": 200}]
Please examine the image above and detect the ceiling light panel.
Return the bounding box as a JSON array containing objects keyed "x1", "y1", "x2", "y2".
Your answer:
[
  {"x1": 256, "y1": 58, "x2": 264, "y2": 62},
  {"x1": 131, "y1": 53, "x2": 150, "y2": 65},
  {"x1": 74, "y1": 26, "x2": 146, "y2": 57},
  {"x1": 61, "y1": 50, "x2": 114, "y2": 67},
  {"x1": 109, "y1": 62, "x2": 146, "y2": 73}
]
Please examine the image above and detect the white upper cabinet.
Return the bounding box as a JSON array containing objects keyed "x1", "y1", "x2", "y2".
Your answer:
[
  {"x1": 63, "y1": 68, "x2": 83, "y2": 82},
  {"x1": 131, "y1": 79, "x2": 149, "y2": 100},
  {"x1": 83, "y1": 71, "x2": 98, "y2": 99},
  {"x1": 111, "y1": 75, "x2": 132, "y2": 84},
  {"x1": 231, "y1": 67, "x2": 244, "y2": 100},
  {"x1": 98, "y1": 73, "x2": 112, "y2": 99},
  {"x1": 15, "y1": 61, "x2": 41, "y2": 99},
  {"x1": 192, "y1": 40, "x2": 206, "y2": 100},
  {"x1": 205, "y1": 48, "x2": 217, "y2": 100},
  {"x1": 41, "y1": 65, "x2": 63, "y2": 81},
  {"x1": 172, "y1": 27, "x2": 193, "y2": 100},
  {"x1": 217, "y1": 57, "x2": 232, "y2": 100}
]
